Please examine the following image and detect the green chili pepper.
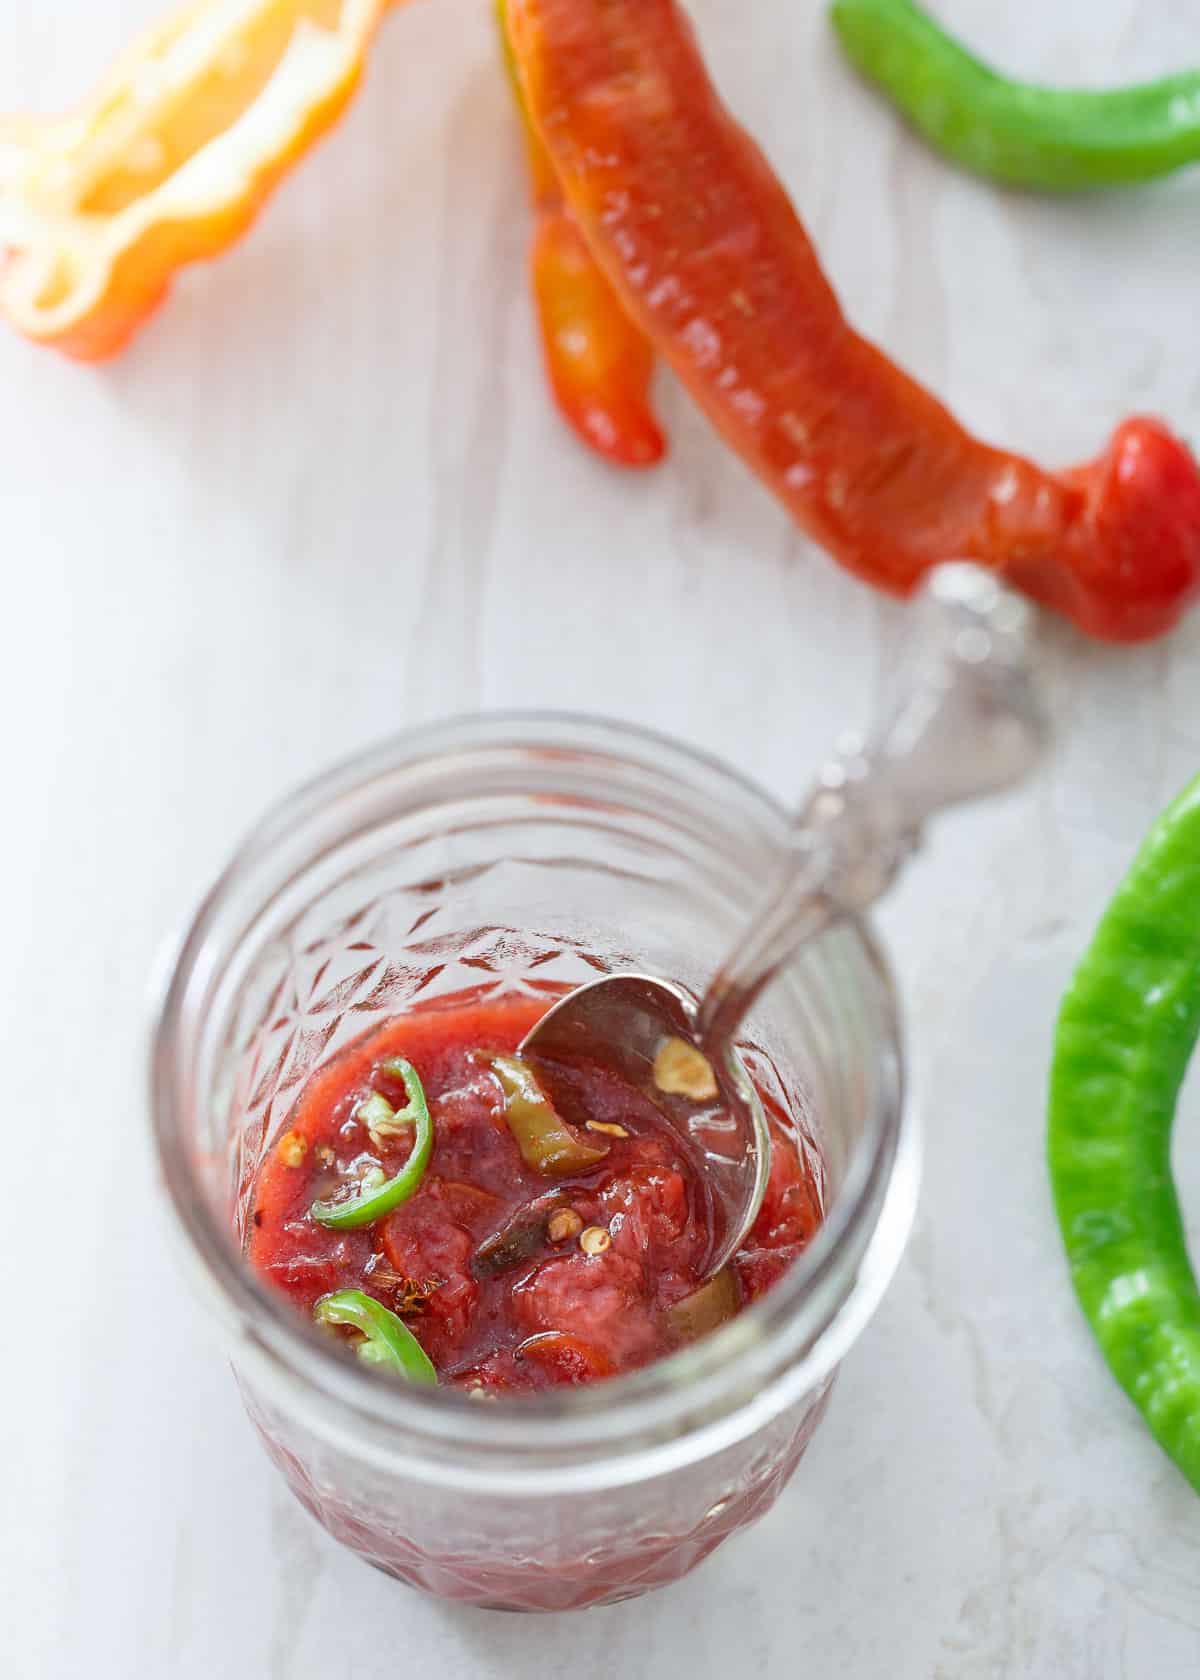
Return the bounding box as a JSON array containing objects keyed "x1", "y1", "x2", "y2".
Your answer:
[
  {"x1": 313, "y1": 1289, "x2": 438, "y2": 1386},
  {"x1": 472, "y1": 1190, "x2": 571, "y2": 1279},
  {"x1": 356, "y1": 1091, "x2": 400, "y2": 1138},
  {"x1": 489, "y1": 1054, "x2": 610, "y2": 1178},
  {"x1": 666, "y1": 1268, "x2": 740, "y2": 1346},
  {"x1": 309, "y1": 1057, "x2": 433, "y2": 1230},
  {"x1": 832, "y1": 0, "x2": 1200, "y2": 191},
  {"x1": 1049, "y1": 774, "x2": 1200, "y2": 1493}
]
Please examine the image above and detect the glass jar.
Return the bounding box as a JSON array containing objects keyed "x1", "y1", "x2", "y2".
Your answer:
[{"x1": 151, "y1": 714, "x2": 916, "y2": 1612}]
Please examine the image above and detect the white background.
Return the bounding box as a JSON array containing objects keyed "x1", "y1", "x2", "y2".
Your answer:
[{"x1": 3, "y1": 1, "x2": 1200, "y2": 1674}]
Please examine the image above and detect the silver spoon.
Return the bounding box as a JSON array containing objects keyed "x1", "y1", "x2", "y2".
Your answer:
[{"x1": 519, "y1": 563, "x2": 1048, "y2": 1276}]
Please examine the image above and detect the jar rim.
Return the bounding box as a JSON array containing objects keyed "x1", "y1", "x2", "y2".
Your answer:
[{"x1": 150, "y1": 712, "x2": 915, "y2": 1492}]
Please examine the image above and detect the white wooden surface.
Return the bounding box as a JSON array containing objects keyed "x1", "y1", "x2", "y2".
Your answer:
[{"x1": 3, "y1": 2, "x2": 1200, "y2": 1674}]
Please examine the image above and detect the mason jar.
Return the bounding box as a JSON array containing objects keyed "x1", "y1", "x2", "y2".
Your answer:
[{"x1": 150, "y1": 714, "x2": 916, "y2": 1612}]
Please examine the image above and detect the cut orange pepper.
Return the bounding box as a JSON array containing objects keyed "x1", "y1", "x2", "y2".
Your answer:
[{"x1": 0, "y1": 0, "x2": 395, "y2": 359}]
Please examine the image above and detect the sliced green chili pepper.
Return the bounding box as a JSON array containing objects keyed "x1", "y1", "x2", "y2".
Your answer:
[
  {"x1": 356, "y1": 1090, "x2": 400, "y2": 1139},
  {"x1": 313, "y1": 1289, "x2": 438, "y2": 1386},
  {"x1": 472, "y1": 1190, "x2": 571, "y2": 1279},
  {"x1": 1049, "y1": 774, "x2": 1200, "y2": 1493},
  {"x1": 310, "y1": 1057, "x2": 433, "y2": 1230},
  {"x1": 489, "y1": 1054, "x2": 610, "y2": 1178},
  {"x1": 666, "y1": 1269, "x2": 740, "y2": 1345},
  {"x1": 832, "y1": 0, "x2": 1200, "y2": 191}
]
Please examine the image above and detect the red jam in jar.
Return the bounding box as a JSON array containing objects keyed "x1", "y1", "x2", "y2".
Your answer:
[{"x1": 249, "y1": 992, "x2": 822, "y2": 1390}]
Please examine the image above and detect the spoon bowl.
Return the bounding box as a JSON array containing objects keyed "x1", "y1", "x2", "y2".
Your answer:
[{"x1": 520, "y1": 973, "x2": 771, "y2": 1276}]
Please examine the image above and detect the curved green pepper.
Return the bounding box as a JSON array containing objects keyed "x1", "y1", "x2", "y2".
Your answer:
[
  {"x1": 666, "y1": 1268, "x2": 740, "y2": 1345},
  {"x1": 1049, "y1": 774, "x2": 1200, "y2": 1493},
  {"x1": 832, "y1": 0, "x2": 1200, "y2": 191},
  {"x1": 313, "y1": 1289, "x2": 437, "y2": 1385},
  {"x1": 489, "y1": 1054, "x2": 609, "y2": 1177},
  {"x1": 310, "y1": 1057, "x2": 433, "y2": 1230}
]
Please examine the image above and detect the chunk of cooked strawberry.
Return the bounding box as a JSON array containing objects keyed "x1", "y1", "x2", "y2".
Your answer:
[
  {"x1": 601, "y1": 1162, "x2": 692, "y2": 1260},
  {"x1": 748, "y1": 1121, "x2": 823, "y2": 1249},
  {"x1": 513, "y1": 1249, "x2": 658, "y2": 1368},
  {"x1": 735, "y1": 1242, "x2": 805, "y2": 1302},
  {"x1": 380, "y1": 1178, "x2": 501, "y2": 1362}
]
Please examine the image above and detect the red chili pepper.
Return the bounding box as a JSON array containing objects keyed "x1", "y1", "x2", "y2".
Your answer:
[
  {"x1": 496, "y1": 0, "x2": 665, "y2": 469},
  {"x1": 514, "y1": 1330, "x2": 616, "y2": 1384},
  {"x1": 505, "y1": 0, "x2": 1200, "y2": 643}
]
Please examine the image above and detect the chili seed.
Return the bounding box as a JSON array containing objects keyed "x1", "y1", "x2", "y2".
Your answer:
[
  {"x1": 579, "y1": 1224, "x2": 612, "y2": 1256},
  {"x1": 586, "y1": 1120, "x2": 629, "y2": 1138},
  {"x1": 548, "y1": 1208, "x2": 584, "y2": 1243},
  {"x1": 653, "y1": 1037, "x2": 719, "y2": 1102},
  {"x1": 277, "y1": 1129, "x2": 307, "y2": 1168}
]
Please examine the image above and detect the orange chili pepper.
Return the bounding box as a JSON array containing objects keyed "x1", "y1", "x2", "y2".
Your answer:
[
  {"x1": 505, "y1": 0, "x2": 1200, "y2": 643},
  {"x1": 0, "y1": 0, "x2": 395, "y2": 359},
  {"x1": 529, "y1": 212, "x2": 666, "y2": 468},
  {"x1": 496, "y1": 0, "x2": 665, "y2": 469}
]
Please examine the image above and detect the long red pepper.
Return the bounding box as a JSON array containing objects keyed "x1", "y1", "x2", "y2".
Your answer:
[
  {"x1": 496, "y1": 0, "x2": 665, "y2": 468},
  {"x1": 505, "y1": 0, "x2": 1200, "y2": 642}
]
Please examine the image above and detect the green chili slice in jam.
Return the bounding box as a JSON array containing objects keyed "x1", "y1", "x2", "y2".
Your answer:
[
  {"x1": 667, "y1": 1268, "x2": 741, "y2": 1344},
  {"x1": 313, "y1": 1289, "x2": 437, "y2": 1385},
  {"x1": 309, "y1": 1057, "x2": 433, "y2": 1230},
  {"x1": 489, "y1": 1053, "x2": 610, "y2": 1177}
]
